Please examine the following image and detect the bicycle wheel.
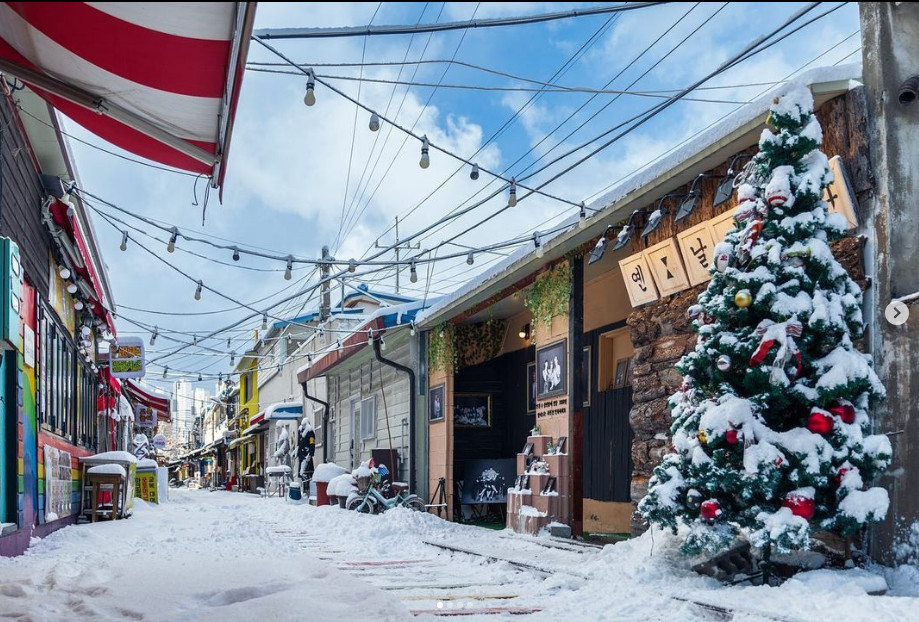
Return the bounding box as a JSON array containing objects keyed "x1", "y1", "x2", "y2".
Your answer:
[
  {"x1": 402, "y1": 496, "x2": 426, "y2": 512},
  {"x1": 347, "y1": 494, "x2": 375, "y2": 514}
]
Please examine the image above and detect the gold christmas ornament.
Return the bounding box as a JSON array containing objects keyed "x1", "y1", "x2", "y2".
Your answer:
[
  {"x1": 734, "y1": 289, "x2": 753, "y2": 308},
  {"x1": 697, "y1": 429, "x2": 707, "y2": 444}
]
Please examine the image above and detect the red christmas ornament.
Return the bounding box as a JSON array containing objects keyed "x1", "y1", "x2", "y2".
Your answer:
[
  {"x1": 782, "y1": 493, "x2": 816, "y2": 520},
  {"x1": 829, "y1": 402, "x2": 856, "y2": 424},
  {"x1": 725, "y1": 429, "x2": 740, "y2": 445},
  {"x1": 775, "y1": 456, "x2": 784, "y2": 467},
  {"x1": 700, "y1": 499, "x2": 722, "y2": 521},
  {"x1": 807, "y1": 411, "x2": 834, "y2": 435},
  {"x1": 835, "y1": 467, "x2": 851, "y2": 485}
]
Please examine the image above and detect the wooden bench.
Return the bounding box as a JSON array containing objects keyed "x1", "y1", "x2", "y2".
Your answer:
[{"x1": 86, "y1": 472, "x2": 124, "y2": 523}]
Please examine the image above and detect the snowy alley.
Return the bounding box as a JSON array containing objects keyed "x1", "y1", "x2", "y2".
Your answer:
[{"x1": 1, "y1": 489, "x2": 917, "y2": 622}]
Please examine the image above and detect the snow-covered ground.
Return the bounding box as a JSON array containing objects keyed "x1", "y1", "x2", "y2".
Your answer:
[{"x1": 1, "y1": 490, "x2": 916, "y2": 621}]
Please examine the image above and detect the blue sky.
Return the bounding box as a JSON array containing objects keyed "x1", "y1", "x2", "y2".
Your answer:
[{"x1": 62, "y1": 2, "x2": 862, "y2": 396}]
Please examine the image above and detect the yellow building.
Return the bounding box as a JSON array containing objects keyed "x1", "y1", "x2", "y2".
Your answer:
[{"x1": 232, "y1": 350, "x2": 263, "y2": 492}]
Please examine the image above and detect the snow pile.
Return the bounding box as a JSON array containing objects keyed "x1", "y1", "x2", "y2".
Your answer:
[
  {"x1": 326, "y1": 473, "x2": 356, "y2": 498},
  {"x1": 137, "y1": 459, "x2": 158, "y2": 469},
  {"x1": 312, "y1": 462, "x2": 348, "y2": 483},
  {"x1": 87, "y1": 451, "x2": 138, "y2": 464},
  {"x1": 790, "y1": 568, "x2": 888, "y2": 595},
  {"x1": 87, "y1": 464, "x2": 126, "y2": 477}
]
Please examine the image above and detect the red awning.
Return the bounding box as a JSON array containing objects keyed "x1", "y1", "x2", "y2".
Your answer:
[
  {"x1": 0, "y1": 2, "x2": 256, "y2": 195},
  {"x1": 123, "y1": 379, "x2": 171, "y2": 422}
]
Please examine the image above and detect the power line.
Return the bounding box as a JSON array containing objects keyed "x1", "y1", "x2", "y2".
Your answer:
[{"x1": 252, "y1": 2, "x2": 670, "y2": 40}]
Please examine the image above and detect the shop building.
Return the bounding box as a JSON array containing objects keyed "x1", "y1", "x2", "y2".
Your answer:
[{"x1": 415, "y1": 65, "x2": 870, "y2": 538}]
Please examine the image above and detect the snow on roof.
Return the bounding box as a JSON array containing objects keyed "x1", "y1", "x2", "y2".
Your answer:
[
  {"x1": 415, "y1": 64, "x2": 861, "y2": 328},
  {"x1": 295, "y1": 299, "x2": 436, "y2": 378},
  {"x1": 81, "y1": 450, "x2": 139, "y2": 464}
]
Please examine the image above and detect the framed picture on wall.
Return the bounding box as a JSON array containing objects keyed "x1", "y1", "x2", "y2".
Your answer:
[
  {"x1": 614, "y1": 357, "x2": 632, "y2": 388},
  {"x1": 526, "y1": 362, "x2": 537, "y2": 412},
  {"x1": 429, "y1": 384, "x2": 445, "y2": 422},
  {"x1": 536, "y1": 339, "x2": 567, "y2": 400},
  {"x1": 581, "y1": 346, "x2": 592, "y2": 407},
  {"x1": 454, "y1": 393, "x2": 491, "y2": 427}
]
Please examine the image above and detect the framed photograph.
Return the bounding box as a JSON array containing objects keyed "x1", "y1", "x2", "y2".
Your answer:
[
  {"x1": 526, "y1": 362, "x2": 537, "y2": 412},
  {"x1": 461, "y1": 458, "x2": 515, "y2": 503},
  {"x1": 429, "y1": 384, "x2": 445, "y2": 422},
  {"x1": 516, "y1": 474, "x2": 530, "y2": 491},
  {"x1": 555, "y1": 437, "x2": 567, "y2": 455},
  {"x1": 454, "y1": 393, "x2": 491, "y2": 427},
  {"x1": 536, "y1": 339, "x2": 568, "y2": 400},
  {"x1": 521, "y1": 442, "x2": 534, "y2": 456},
  {"x1": 581, "y1": 346, "x2": 592, "y2": 407},
  {"x1": 541, "y1": 476, "x2": 558, "y2": 495},
  {"x1": 614, "y1": 357, "x2": 632, "y2": 388}
]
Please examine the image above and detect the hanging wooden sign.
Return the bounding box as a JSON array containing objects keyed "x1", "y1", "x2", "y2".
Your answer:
[
  {"x1": 709, "y1": 209, "x2": 737, "y2": 242},
  {"x1": 618, "y1": 253, "x2": 659, "y2": 307},
  {"x1": 676, "y1": 221, "x2": 717, "y2": 286},
  {"x1": 824, "y1": 155, "x2": 858, "y2": 230},
  {"x1": 642, "y1": 238, "x2": 690, "y2": 297}
]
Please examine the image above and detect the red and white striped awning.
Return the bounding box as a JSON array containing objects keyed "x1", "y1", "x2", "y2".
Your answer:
[
  {"x1": 123, "y1": 379, "x2": 171, "y2": 422},
  {"x1": 0, "y1": 2, "x2": 256, "y2": 195}
]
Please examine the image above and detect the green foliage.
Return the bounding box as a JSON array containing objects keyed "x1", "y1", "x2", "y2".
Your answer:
[
  {"x1": 428, "y1": 323, "x2": 456, "y2": 374},
  {"x1": 455, "y1": 319, "x2": 508, "y2": 368},
  {"x1": 524, "y1": 263, "x2": 571, "y2": 331}
]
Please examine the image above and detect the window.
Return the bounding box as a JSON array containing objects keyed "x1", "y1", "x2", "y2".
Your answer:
[
  {"x1": 242, "y1": 371, "x2": 252, "y2": 403},
  {"x1": 360, "y1": 395, "x2": 376, "y2": 440},
  {"x1": 597, "y1": 327, "x2": 635, "y2": 392},
  {"x1": 37, "y1": 300, "x2": 95, "y2": 445}
]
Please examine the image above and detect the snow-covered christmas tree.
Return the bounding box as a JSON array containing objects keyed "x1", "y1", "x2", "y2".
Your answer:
[{"x1": 638, "y1": 84, "x2": 892, "y2": 558}]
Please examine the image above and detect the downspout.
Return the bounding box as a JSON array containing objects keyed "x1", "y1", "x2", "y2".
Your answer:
[
  {"x1": 301, "y1": 381, "x2": 329, "y2": 464},
  {"x1": 372, "y1": 336, "x2": 416, "y2": 493}
]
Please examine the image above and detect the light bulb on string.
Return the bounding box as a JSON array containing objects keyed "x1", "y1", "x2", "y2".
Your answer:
[
  {"x1": 67, "y1": 282, "x2": 78, "y2": 294},
  {"x1": 232, "y1": 247, "x2": 240, "y2": 261},
  {"x1": 74, "y1": 299, "x2": 84, "y2": 311},
  {"x1": 419, "y1": 135, "x2": 430, "y2": 169},
  {"x1": 230, "y1": 352, "x2": 236, "y2": 366},
  {"x1": 227, "y1": 338, "x2": 231, "y2": 349},
  {"x1": 578, "y1": 203, "x2": 588, "y2": 229},
  {"x1": 163, "y1": 367, "x2": 168, "y2": 379},
  {"x1": 409, "y1": 260, "x2": 418, "y2": 284},
  {"x1": 507, "y1": 179, "x2": 518, "y2": 207},
  {"x1": 194, "y1": 280, "x2": 203, "y2": 300},
  {"x1": 369, "y1": 112, "x2": 380, "y2": 131},
  {"x1": 410, "y1": 323, "x2": 416, "y2": 337},
  {"x1": 120, "y1": 231, "x2": 128, "y2": 251},
  {"x1": 533, "y1": 232, "x2": 544, "y2": 258},
  {"x1": 470, "y1": 163, "x2": 479, "y2": 180},
  {"x1": 466, "y1": 252, "x2": 474, "y2": 265},
  {"x1": 150, "y1": 327, "x2": 158, "y2": 346},
  {"x1": 261, "y1": 314, "x2": 268, "y2": 330},
  {"x1": 59, "y1": 266, "x2": 71, "y2": 280},
  {"x1": 348, "y1": 259, "x2": 357, "y2": 273},
  {"x1": 167, "y1": 228, "x2": 178, "y2": 253},
  {"x1": 198, "y1": 373, "x2": 202, "y2": 382},
  {"x1": 303, "y1": 69, "x2": 316, "y2": 106}
]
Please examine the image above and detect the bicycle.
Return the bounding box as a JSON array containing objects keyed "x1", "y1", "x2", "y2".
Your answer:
[{"x1": 346, "y1": 468, "x2": 425, "y2": 514}]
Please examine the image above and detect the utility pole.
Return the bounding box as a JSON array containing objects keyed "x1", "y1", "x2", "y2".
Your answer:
[
  {"x1": 375, "y1": 217, "x2": 419, "y2": 294},
  {"x1": 319, "y1": 245, "x2": 331, "y2": 321}
]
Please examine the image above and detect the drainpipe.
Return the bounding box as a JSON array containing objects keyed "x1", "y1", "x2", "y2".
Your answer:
[
  {"x1": 372, "y1": 336, "x2": 416, "y2": 493},
  {"x1": 301, "y1": 381, "x2": 329, "y2": 464}
]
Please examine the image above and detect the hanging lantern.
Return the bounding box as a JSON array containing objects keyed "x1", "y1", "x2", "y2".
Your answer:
[{"x1": 734, "y1": 289, "x2": 753, "y2": 308}]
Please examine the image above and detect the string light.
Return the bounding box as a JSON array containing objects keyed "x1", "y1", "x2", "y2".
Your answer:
[
  {"x1": 466, "y1": 252, "x2": 474, "y2": 265},
  {"x1": 284, "y1": 257, "x2": 293, "y2": 280},
  {"x1": 67, "y1": 282, "x2": 78, "y2": 294},
  {"x1": 232, "y1": 247, "x2": 240, "y2": 261},
  {"x1": 303, "y1": 68, "x2": 316, "y2": 106},
  {"x1": 578, "y1": 202, "x2": 588, "y2": 229},
  {"x1": 470, "y1": 163, "x2": 479, "y2": 180},
  {"x1": 380, "y1": 337, "x2": 386, "y2": 351},
  {"x1": 59, "y1": 266, "x2": 71, "y2": 279},
  {"x1": 227, "y1": 338, "x2": 232, "y2": 348},
  {"x1": 167, "y1": 228, "x2": 178, "y2": 253},
  {"x1": 150, "y1": 327, "x2": 158, "y2": 346},
  {"x1": 409, "y1": 259, "x2": 418, "y2": 283},
  {"x1": 348, "y1": 259, "x2": 357, "y2": 273},
  {"x1": 508, "y1": 178, "x2": 518, "y2": 207},
  {"x1": 533, "y1": 231, "x2": 544, "y2": 258},
  {"x1": 369, "y1": 111, "x2": 380, "y2": 131},
  {"x1": 198, "y1": 373, "x2": 202, "y2": 382},
  {"x1": 410, "y1": 322, "x2": 416, "y2": 337},
  {"x1": 163, "y1": 366, "x2": 168, "y2": 379},
  {"x1": 262, "y1": 313, "x2": 268, "y2": 330},
  {"x1": 419, "y1": 135, "x2": 430, "y2": 169},
  {"x1": 230, "y1": 352, "x2": 236, "y2": 365},
  {"x1": 74, "y1": 300, "x2": 84, "y2": 311},
  {"x1": 194, "y1": 280, "x2": 203, "y2": 300},
  {"x1": 120, "y1": 230, "x2": 129, "y2": 251}
]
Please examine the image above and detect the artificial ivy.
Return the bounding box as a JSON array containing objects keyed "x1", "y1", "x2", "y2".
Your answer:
[
  {"x1": 455, "y1": 319, "x2": 507, "y2": 369},
  {"x1": 524, "y1": 262, "x2": 571, "y2": 331},
  {"x1": 428, "y1": 323, "x2": 457, "y2": 374}
]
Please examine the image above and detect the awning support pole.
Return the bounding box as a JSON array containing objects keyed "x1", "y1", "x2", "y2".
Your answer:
[{"x1": 301, "y1": 382, "x2": 329, "y2": 465}]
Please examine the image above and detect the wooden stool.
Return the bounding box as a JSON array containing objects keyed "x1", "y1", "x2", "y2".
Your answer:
[{"x1": 87, "y1": 473, "x2": 124, "y2": 522}]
